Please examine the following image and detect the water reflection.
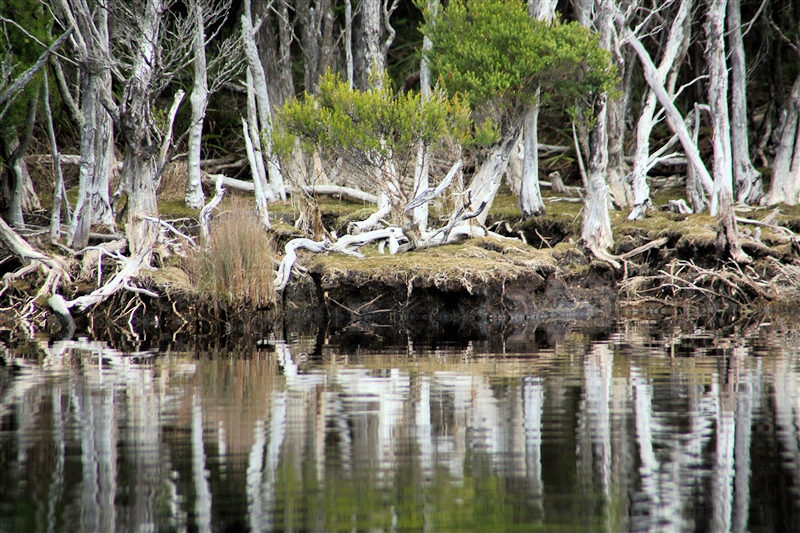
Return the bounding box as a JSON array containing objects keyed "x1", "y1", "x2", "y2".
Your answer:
[{"x1": 1, "y1": 320, "x2": 800, "y2": 532}]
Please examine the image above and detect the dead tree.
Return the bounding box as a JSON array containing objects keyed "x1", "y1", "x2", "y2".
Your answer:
[
  {"x1": 185, "y1": 0, "x2": 239, "y2": 210},
  {"x1": 727, "y1": 0, "x2": 763, "y2": 205},
  {"x1": 242, "y1": 0, "x2": 285, "y2": 203},
  {"x1": 706, "y1": 0, "x2": 749, "y2": 263},
  {"x1": 628, "y1": 0, "x2": 694, "y2": 220}
]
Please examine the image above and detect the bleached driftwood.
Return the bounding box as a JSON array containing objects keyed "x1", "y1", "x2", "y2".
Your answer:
[
  {"x1": 275, "y1": 238, "x2": 331, "y2": 291},
  {"x1": 66, "y1": 246, "x2": 154, "y2": 313}
]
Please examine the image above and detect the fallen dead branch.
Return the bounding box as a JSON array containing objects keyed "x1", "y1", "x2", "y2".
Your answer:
[{"x1": 202, "y1": 174, "x2": 379, "y2": 203}]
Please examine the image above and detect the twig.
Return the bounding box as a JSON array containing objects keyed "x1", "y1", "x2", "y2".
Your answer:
[{"x1": 143, "y1": 215, "x2": 196, "y2": 246}]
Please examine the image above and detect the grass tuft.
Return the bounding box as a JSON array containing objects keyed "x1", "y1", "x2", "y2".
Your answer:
[{"x1": 184, "y1": 197, "x2": 277, "y2": 309}]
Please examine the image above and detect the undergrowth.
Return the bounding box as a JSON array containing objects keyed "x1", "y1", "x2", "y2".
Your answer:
[{"x1": 184, "y1": 197, "x2": 277, "y2": 310}]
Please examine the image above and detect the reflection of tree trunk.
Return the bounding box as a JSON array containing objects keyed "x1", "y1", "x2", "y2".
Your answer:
[
  {"x1": 577, "y1": 344, "x2": 613, "y2": 511},
  {"x1": 416, "y1": 376, "x2": 433, "y2": 481},
  {"x1": 633, "y1": 368, "x2": 660, "y2": 510},
  {"x1": 192, "y1": 394, "x2": 212, "y2": 533},
  {"x1": 711, "y1": 387, "x2": 735, "y2": 533},
  {"x1": 523, "y1": 377, "x2": 544, "y2": 517},
  {"x1": 732, "y1": 356, "x2": 756, "y2": 533}
]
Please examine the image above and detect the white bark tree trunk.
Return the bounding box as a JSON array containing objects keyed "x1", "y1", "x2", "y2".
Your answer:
[
  {"x1": 706, "y1": 0, "x2": 749, "y2": 262},
  {"x1": 70, "y1": 71, "x2": 98, "y2": 247},
  {"x1": 686, "y1": 104, "x2": 708, "y2": 212},
  {"x1": 579, "y1": 0, "x2": 614, "y2": 256},
  {"x1": 70, "y1": 71, "x2": 114, "y2": 248},
  {"x1": 581, "y1": 98, "x2": 614, "y2": 254},
  {"x1": 519, "y1": 99, "x2": 545, "y2": 218},
  {"x1": 412, "y1": 0, "x2": 438, "y2": 231},
  {"x1": 727, "y1": 0, "x2": 763, "y2": 205},
  {"x1": 43, "y1": 72, "x2": 70, "y2": 243},
  {"x1": 51, "y1": 0, "x2": 113, "y2": 248},
  {"x1": 625, "y1": 33, "x2": 715, "y2": 201},
  {"x1": 467, "y1": 134, "x2": 517, "y2": 226},
  {"x1": 518, "y1": 0, "x2": 556, "y2": 220},
  {"x1": 765, "y1": 71, "x2": 800, "y2": 206},
  {"x1": 242, "y1": 1, "x2": 285, "y2": 200},
  {"x1": 628, "y1": 0, "x2": 693, "y2": 220},
  {"x1": 345, "y1": 0, "x2": 354, "y2": 89},
  {"x1": 599, "y1": 0, "x2": 632, "y2": 210},
  {"x1": 120, "y1": 0, "x2": 164, "y2": 258},
  {"x1": 1, "y1": 86, "x2": 41, "y2": 228},
  {"x1": 185, "y1": 0, "x2": 208, "y2": 210}
]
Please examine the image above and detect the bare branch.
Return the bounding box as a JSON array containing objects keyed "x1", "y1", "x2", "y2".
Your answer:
[{"x1": 0, "y1": 28, "x2": 73, "y2": 107}]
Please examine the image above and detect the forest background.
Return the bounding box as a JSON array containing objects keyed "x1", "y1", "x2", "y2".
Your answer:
[{"x1": 2, "y1": 0, "x2": 800, "y2": 339}]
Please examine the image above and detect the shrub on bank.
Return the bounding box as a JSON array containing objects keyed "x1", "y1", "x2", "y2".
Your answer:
[{"x1": 185, "y1": 197, "x2": 276, "y2": 310}]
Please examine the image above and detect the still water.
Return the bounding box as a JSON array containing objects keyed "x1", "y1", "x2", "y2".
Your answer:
[{"x1": 2, "y1": 317, "x2": 800, "y2": 532}]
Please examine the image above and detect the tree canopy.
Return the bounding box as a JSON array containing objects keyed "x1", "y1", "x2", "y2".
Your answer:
[{"x1": 422, "y1": 0, "x2": 618, "y2": 123}]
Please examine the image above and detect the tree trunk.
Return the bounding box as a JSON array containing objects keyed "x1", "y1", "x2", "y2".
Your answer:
[
  {"x1": 727, "y1": 0, "x2": 763, "y2": 205},
  {"x1": 1, "y1": 86, "x2": 41, "y2": 228},
  {"x1": 467, "y1": 134, "x2": 517, "y2": 226},
  {"x1": 625, "y1": 33, "x2": 715, "y2": 200},
  {"x1": 120, "y1": 0, "x2": 164, "y2": 258},
  {"x1": 297, "y1": 0, "x2": 320, "y2": 93},
  {"x1": 601, "y1": 0, "x2": 632, "y2": 210},
  {"x1": 253, "y1": 0, "x2": 294, "y2": 110},
  {"x1": 578, "y1": 0, "x2": 614, "y2": 256},
  {"x1": 765, "y1": 71, "x2": 800, "y2": 205},
  {"x1": 628, "y1": 0, "x2": 693, "y2": 220},
  {"x1": 70, "y1": 70, "x2": 98, "y2": 247},
  {"x1": 412, "y1": 0, "x2": 439, "y2": 231},
  {"x1": 518, "y1": 0, "x2": 555, "y2": 220},
  {"x1": 706, "y1": 0, "x2": 749, "y2": 262},
  {"x1": 43, "y1": 72, "x2": 70, "y2": 243},
  {"x1": 687, "y1": 105, "x2": 708, "y2": 212},
  {"x1": 519, "y1": 100, "x2": 545, "y2": 218},
  {"x1": 186, "y1": 0, "x2": 208, "y2": 210},
  {"x1": 345, "y1": 0, "x2": 354, "y2": 89},
  {"x1": 242, "y1": 1, "x2": 285, "y2": 199},
  {"x1": 581, "y1": 97, "x2": 614, "y2": 253},
  {"x1": 354, "y1": 0, "x2": 384, "y2": 90}
]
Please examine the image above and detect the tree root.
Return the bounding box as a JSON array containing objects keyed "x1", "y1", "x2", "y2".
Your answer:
[{"x1": 619, "y1": 259, "x2": 780, "y2": 311}]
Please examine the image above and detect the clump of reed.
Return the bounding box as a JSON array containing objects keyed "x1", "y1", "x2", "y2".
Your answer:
[{"x1": 185, "y1": 197, "x2": 276, "y2": 309}]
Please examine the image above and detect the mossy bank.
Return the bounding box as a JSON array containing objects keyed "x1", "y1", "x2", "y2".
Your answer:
[{"x1": 2, "y1": 186, "x2": 799, "y2": 348}]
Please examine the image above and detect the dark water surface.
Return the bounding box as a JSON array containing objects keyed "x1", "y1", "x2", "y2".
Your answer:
[{"x1": 2, "y1": 316, "x2": 800, "y2": 532}]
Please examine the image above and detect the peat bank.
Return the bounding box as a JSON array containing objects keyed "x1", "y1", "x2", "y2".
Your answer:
[{"x1": 2, "y1": 185, "x2": 799, "y2": 349}]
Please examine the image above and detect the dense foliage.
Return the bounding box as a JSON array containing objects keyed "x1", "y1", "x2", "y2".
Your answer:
[
  {"x1": 278, "y1": 73, "x2": 474, "y2": 188},
  {"x1": 422, "y1": 0, "x2": 618, "y2": 123},
  {"x1": 0, "y1": 1, "x2": 53, "y2": 132}
]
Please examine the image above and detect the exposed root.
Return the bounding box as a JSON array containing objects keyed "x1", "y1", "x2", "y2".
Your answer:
[{"x1": 619, "y1": 259, "x2": 782, "y2": 311}]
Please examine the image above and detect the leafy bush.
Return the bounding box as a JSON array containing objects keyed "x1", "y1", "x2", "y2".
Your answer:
[{"x1": 422, "y1": 0, "x2": 618, "y2": 123}]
